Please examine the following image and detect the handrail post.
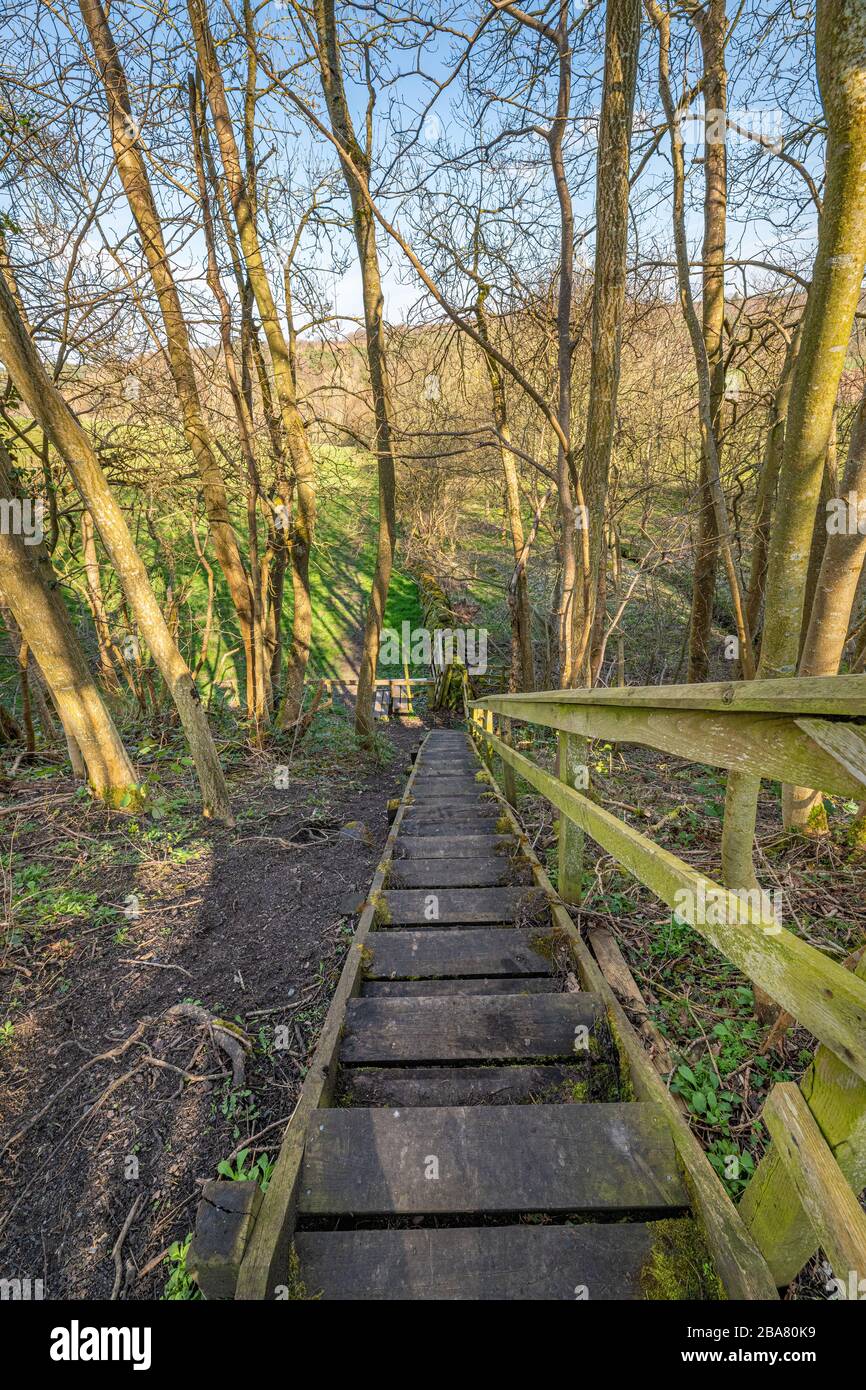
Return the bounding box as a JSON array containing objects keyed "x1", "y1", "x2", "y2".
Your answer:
[
  {"x1": 557, "y1": 731, "x2": 586, "y2": 904},
  {"x1": 501, "y1": 716, "x2": 518, "y2": 807}
]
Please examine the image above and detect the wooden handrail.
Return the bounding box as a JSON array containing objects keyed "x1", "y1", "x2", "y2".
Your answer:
[
  {"x1": 471, "y1": 671, "x2": 866, "y2": 715},
  {"x1": 465, "y1": 671, "x2": 866, "y2": 1286},
  {"x1": 469, "y1": 715, "x2": 866, "y2": 1082}
]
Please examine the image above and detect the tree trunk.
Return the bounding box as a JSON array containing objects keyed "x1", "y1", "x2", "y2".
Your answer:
[
  {"x1": 0, "y1": 449, "x2": 140, "y2": 803},
  {"x1": 549, "y1": 3, "x2": 580, "y2": 686},
  {"x1": 786, "y1": 386, "x2": 866, "y2": 829},
  {"x1": 580, "y1": 0, "x2": 641, "y2": 683},
  {"x1": 312, "y1": 0, "x2": 398, "y2": 740},
  {"x1": 745, "y1": 324, "x2": 801, "y2": 640},
  {"x1": 652, "y1": 1, "x2": 756, "y2": 681},
  {"x1": 186, "y1": 0, "x2": 317, "y2": 729},
  {"x1": 0, "y1": 269, "x2": 232, "y2": 821},
  {"x1": 80, "y1": 507, "x2": 120, "y2": 691},
  {"x1": 475, "y1": 288, "x2": 535, "y2": 691},
  {"x1": 720, "y1": 0, "x2": 866, "y2": 861},
  {"x1": 78, "y1": 0, "x2": 264, "y2": 726},
  {"x1": 687, "y1": 0, "x2": 727, "y2": 683},
  {"x1": 187, "y1": 74, "x2": 271, "y2": 728}
]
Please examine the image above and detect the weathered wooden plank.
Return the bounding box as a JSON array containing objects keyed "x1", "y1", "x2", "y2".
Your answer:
[
  {"x1": 380, "y1": 885, "x2": 541, "y2": 925},
  {"x1": 394, "y1": 834, "x2": 513, "y2": 858},
  {"x1": 414, "y1": 768, "x2": 478, "y2": 779},
  {"x1": 796, "y1": 717, "x2": 866, "y2": 792},
  {"x1": 400, "y1": 816, "x2": 503, "y2": 835},
  {"x1": 298, "y1": 1103, "x2": 687, "y2": 1214},
  {"x1": 739, "y1": 954, "x2": 866, "y2": 1287},
  {"x1": 293, "y1": 1221, "x2": 673, "y2": 1299},
  {"x1": 471, "y1": 672, "x2": 866, "y2": 716},
  {"x1": 482, "y1": 772, "x2": 780, "y2": 1300},
  {"x1": 340, "y1": 992, "x2": 602, "y2": 1063},
  {"x1": 558, "y1": 730, "x2": 586, "y2": 902},
  {"x1": 473, "y1": 723, "x2": 866, "y2": 1083},
  {"x1": 411, "y1": 777, "x2": 489, "y2": 797},
  {"x1": 387, "y1": 856, "x2": 526, "y2": 887},
  {"x1": 401, "y1": 804, "x2": 501, "y2": 826},
  {"x1": 760, "y1": 1081, "x2": 866, "y2": 1292},
  {"x1": 589, "y1": 926, "x2": 675, "y2": 1074},
  {"x1": 471, "y1": 699, "x2": 865, "y2": 798},
  {"x1": 338, "y1": 1062, "x2": 601, "y2": 1107},
  {"x1": 363, "y1": 926, "x2": 556, "y2": 979},
  {"x1": 361, "y1": 977, "x2": 561, "y2": 996}
]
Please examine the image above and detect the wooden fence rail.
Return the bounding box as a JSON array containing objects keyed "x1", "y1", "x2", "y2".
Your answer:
[{"x1": 467, "y1": 672, "x2": 866, "y2": 1289}]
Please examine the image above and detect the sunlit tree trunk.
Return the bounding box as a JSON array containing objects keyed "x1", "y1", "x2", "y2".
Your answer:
[
  {"x1": 475, "y1": 287, "x2": 535, "y2": 691},
  {"x1": 78, "y1": 0, "x2": 266, "y2": 728},
  {"x1": 312, "y1": 0, "x2": 398, "y2": 740},
  {"x1": 550, "y1": 2, "x2": 580, "y2": 686},
  {"x1": 686, "y1": 0, "x2": 726, "y2": 683},
  {"x1": 187, "y1": 74, "x2": 271, "y2": 727},
  {"x1": 80, "y1": 508, "x2": 120, "y2": 691},
  {"x1": 721, "y1": 0, "x2": 866, "y2": 866},
  {"x1": 745, "y1": 324, "x2": 801, "y2": 641},
  {"x1": 186, "y1": 0, "x2": 317, "y2": 728},
  {"x1": 786, "y1": 386, "x2": 866, "y2": 829},
  {"x1": 0, "y1": 270, "x2": 232, "y2": 821},
  {"x1": 0, "y1": 448, "x2": 140, "y2": 804},
  {"x1": 652, "y1": 1, "x2": 755, "y2": 684},
  {"x1": 580, "y1": 0, "x2": 641, "y2": 684}
]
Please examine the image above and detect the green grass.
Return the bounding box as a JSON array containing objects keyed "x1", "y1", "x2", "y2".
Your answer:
[
  {"x1": 303, "y1": 449, "x2": 425, "y2": 679},
  {"x1": 0, "y1": 437, "x2": 426, "y2": 715}
]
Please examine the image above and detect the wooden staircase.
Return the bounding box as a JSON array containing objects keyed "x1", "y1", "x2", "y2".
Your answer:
[{"x1": 289, "y1": 729, "x2": 706, "y2": 1300}]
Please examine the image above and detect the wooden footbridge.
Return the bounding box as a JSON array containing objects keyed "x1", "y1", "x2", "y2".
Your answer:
[{"x1": 190, "y1": 673, "x2": 866, "y2": 1301}]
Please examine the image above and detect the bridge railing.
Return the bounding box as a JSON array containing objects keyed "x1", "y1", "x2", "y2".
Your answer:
[{"x1": 467, "y1": 673, "x2": 866, "y2": 1288}]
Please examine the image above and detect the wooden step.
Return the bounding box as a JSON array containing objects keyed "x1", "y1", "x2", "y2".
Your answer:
[
  {"x1": 364, "y1": 927, "x2": 556, "y2": 980},
  {"x1": 410, "y1": 787, "x2": 489, "y2": 803},
  {"x1": 380, "y1": 886, "x2": 541, "y2": 925},
  {"x1": 362, "y1": 977, "x2": 561, "y2": 997},
  {"x1": 401, "y1": 803, "x2": 500, "y2": 825},
  {"x1": 412, "y1": 773, "x2": 478, "y2": 786},
  {"x1": 298, "y1": 1103, "x2": 686, "y2": 1215},
  {"x1": 340, "y1": 992, "x2": 602, "y2": 1063},
  {"x1": 388, "y1": 857, "x2": 527, "y2": 888},
  {"x1": 414, "y1": 760, "x2": 478, "y2": 775},
  {"x1": 339, "y1": 1062, "x2": 603, "y2": 1106},
  {"x1": 294, "y1": 1222, "x2": 666, "y2": 1299},
  {"x1": 394, "y1": 834, "x2": 513, "y2": 859}
]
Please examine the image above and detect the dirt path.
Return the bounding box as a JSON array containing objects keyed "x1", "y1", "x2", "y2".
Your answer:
[{"x1": 0, "y1": 718, "x2": 421, "y2": 1299}]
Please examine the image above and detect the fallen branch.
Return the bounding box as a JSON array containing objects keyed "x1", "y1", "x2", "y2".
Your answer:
[{"x1": 110, "y1": 1195, "x2": 143, "y2": 1300}]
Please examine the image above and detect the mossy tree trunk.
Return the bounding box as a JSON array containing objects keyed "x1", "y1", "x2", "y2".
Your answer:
[
  {"x1": 0, "y1": 270, "x2": 232, "y2": 822},
  {"x1": 651, "y1": 0, "x2": 756, "y2": 681},
  {"x1": 475, "y1": 286, "x2": 535, "y2": 692},
  {"x1": 0, "y1": 447, "x2": 140, "y2": 805},
  {"x1": 686, "y1": 0, "x2": 726, "y2": 683},
  {"x1": 580, "y1": 0, "x2": 641, "y2": 684},
  {"x1": 79, "y1": 0, "x2": 268, "y2": 729},
  {"x1": 186, "y1": 0, "x2": 317, "y2": 730},
  {"x1": 723, "y1": 0, "x2": 866, "y2": 858},
  {"x1": 312, "y1": 0, "x2": 398, "y2": 741},
  {"x1": 786, "y1": 385, "x2": 866, "y2": 829}
]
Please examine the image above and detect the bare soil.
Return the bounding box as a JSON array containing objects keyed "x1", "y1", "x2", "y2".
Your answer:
[{"x1": 0, "y1": 710, "x2": 423, "y2": 1300}]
